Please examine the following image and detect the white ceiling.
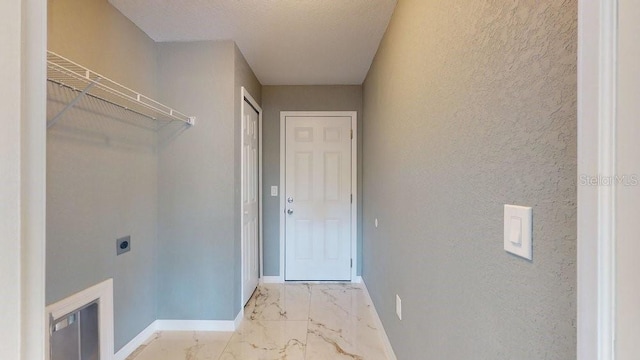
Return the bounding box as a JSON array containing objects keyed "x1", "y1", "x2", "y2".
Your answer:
[{"x1": 108, "y1": 0, "x2": 397, "y2": 85}]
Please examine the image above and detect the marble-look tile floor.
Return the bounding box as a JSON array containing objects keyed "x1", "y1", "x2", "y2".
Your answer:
[{"x1": 128, "y1": 283, "x2": 391, "y2": 360}]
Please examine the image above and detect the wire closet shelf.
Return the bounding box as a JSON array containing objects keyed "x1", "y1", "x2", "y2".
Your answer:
[{"x1": 46, "y1": 50, "x2": 195, "y2": 129}]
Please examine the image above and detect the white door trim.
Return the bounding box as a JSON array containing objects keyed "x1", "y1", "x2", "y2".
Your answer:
[
  {"x1": 19, "y1": 1, "x2": 47, "y2": 359},
  {"x1": 577, "y1": 1, "x2": 617, "y2": 359},
  {"x1": 240, "y1": 87, "x2": 263, "y2": 307},
  {"x1": 279, "y1": 111, "x2": 358, "y2": 282}
]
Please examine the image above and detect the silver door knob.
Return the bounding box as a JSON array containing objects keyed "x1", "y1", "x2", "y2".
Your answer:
[
  {"x1": 287, "y1": 197, "x2": 294, "y2": 203},
  {"x1": 287, "y1": 209, "x2": 294, "y2": 215}
]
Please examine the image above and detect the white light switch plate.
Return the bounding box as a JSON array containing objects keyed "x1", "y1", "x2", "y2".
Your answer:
[
  {"x1": 270, "y1": 186, "x2": 278, "y2": 197},
  {"x1": 504, "y1": 204, "x2": 532, "y2": 260}
]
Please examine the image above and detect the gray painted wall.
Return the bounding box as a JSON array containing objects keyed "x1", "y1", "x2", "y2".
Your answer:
[
  {"x1": 261, "y1": 86, "x2": 363, "y2": 276},
  {"x1": 157, "y1": 41, "x2": 237, "y2": 321},
  {"x1": 48, "y1": 0, "x2": 158, "y2": 97},
  {"x1": 362, "y1": 1, "x2": 577, "y2": 359},
  {"x1": 47, "y1": 0, "x2": 159, "y2": 350},
  {"x1": 156, "y1": 41, "x2": 263, "y2": 321},
  {"x1": 47, "y1": 0, "x2": 264, "y2": 348},
  {"x1": 233, "y1": 44, "x2": 263, "y2": 315}
]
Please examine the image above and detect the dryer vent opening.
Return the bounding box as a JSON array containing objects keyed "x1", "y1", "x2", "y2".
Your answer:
[{"x1": 50, "y1": 301, "x2": 100, "y2": 360}]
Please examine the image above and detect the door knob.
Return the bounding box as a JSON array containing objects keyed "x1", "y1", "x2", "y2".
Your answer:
[
  {"x1": 287, "y1": 209, "x2": 294, "y2": 215},
  {"x1": 287, "y1": 197, "x2": 294, "y2": 203}
]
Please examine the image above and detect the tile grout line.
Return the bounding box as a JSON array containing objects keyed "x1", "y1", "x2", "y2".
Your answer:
[
  {"x1": 215, "y1": 294, "x2": 252, "y2": 360},
  {"x1": 303, "y1": 283, "x2": 312, "y2": 360},
  {"x1": 215, "y1": 330, "x2": 234, "y2": 360}
]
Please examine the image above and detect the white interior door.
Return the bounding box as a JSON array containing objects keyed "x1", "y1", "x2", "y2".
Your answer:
[
  {"x1": 284, "y1": 115, "x2": 352, "y2": 281},
  {"x1": 241, "y1": 97, "x2": 259, "y2": 305}
]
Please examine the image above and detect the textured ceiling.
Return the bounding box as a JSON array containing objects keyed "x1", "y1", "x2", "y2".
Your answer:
[{"x1": 108, "y1": 0, "x2": 397, "y2": 85}]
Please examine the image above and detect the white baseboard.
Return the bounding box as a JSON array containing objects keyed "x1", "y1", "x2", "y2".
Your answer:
[
  {"x1": 113, "y1": 321, "x2": 158, "y2": 360},
  {"x1": 361, "y1": 279, "x2": 397, "y2": 360},
  {"x1": 234, "y1": 309, "x2": 244, "y2": 329},
  {"x1": 261, "y1": 276, "x2": 284, "y2": 283},
  {"x1": 353, "y1": 275, "x2": 363, "y2": 283},
  {"x1": 155, "y1": 319, "x2": 236, "y2": 332}
]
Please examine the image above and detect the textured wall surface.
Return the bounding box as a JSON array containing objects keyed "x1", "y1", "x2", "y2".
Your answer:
[
  {"x1": 362, "y1": 0, "x2": 577, "y2": 359},
  {"x1": 261, "y1": 86, "x2": 363, "y2": 276},
  {"x1": 47, "y1": 0, "x2": 159, "y2": 351},
  {"x1": 233, "y1": 44, "x2": 263, "y2": 314},
  {"x1": 157, "y1": 41, "x2": 238, "y2": 321}
]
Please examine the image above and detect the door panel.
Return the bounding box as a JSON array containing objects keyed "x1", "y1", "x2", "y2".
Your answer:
[
  {"x1": 324, "y1": 219, "x2": 340, "y2": 260},
  {"x1": 294, "y1": 219, "x2": 313, "y2": 260},
  {"x1": 285, "y1": 115, "x2": 352, "y2": 281},
  {"x1": 294, "y1": 152, "x2": 313, "y2": 201},
  {"x1": 324, "y1": 152, "x2": 342, "y2": 201},
  {"x1": 242, "y1": 99, "x2": 259, "y2": 305}
]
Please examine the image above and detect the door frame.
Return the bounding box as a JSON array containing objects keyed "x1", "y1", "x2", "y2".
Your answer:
[
  {"x1": 240, "y1": 87, "x2": 263, "y2": 307},
  {"x1": 6, "y1": 0, "x2": 48, "y2": 359},
  {"x1": 279, "y1": 111, "x2": 358, "y2": 282},
  {"x1": 577, "y1": 0, "x2": 617, "y2": 358}
]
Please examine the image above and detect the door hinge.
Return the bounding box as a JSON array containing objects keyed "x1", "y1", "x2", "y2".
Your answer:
[
  {"x1": 351, "y1": 259, "x2": 353, "y2": 268},
  {"x1": 350, "y1": 194, "x2": 353, "y2": 203},
  {"x1": 350, "y1": 129, "x2": 353, "y2": 139}
]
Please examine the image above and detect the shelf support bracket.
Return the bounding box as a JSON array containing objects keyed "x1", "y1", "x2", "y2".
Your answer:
[{"x1": 47, "y1": 80, "x2": 99, "y2": 128}]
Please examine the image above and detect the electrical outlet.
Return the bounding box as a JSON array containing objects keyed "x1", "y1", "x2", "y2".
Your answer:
[
  {"x1": 396, "y1": 294, "x2": 402, "y2": 320},
  {"x1": 116, "y1": 236, "x2": 131, "y2": 255}
]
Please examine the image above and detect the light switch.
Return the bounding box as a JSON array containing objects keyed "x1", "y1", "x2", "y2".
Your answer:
[
  {"x1": 271, "y1": 186, "x2": 278, "y2": 197},
  {"x1": 504, "y1": 205, "x2": 532, "y2": 260},
  {"x1": 509, "y1": 217, "x2": 522, "y2": 245}
]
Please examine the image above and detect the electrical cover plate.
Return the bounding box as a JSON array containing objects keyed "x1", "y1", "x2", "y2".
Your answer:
[
  {"x1": 116, "y1": 236, "x2": 131, "y2": 256},
  {"x1": 504, "y1": 205, "x2": 532, "y2": 260}
]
